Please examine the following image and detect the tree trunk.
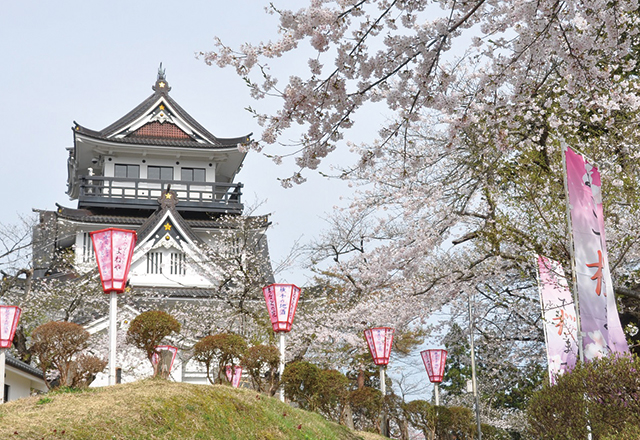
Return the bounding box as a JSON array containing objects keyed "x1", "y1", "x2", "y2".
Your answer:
[
  {"x1": 357, "y1": 369, "x2": 365, "y2": 389},
  {"x1": 342, "y1": 403, "x2": 355, "y2": 429}
]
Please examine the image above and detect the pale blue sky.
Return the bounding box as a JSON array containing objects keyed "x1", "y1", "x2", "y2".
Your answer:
[{"x1": 0, "y1": 0, "x2": 363, "y2": 283}]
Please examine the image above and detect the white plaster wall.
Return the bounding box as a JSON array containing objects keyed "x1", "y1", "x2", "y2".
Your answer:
[{"x1": 5, "y1": 367, "x2": 46, "y2": 402}]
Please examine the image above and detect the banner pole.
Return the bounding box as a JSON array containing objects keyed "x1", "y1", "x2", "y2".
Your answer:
[{"x1": 561, "y1": 143, "x2": 585, "y2": 364}]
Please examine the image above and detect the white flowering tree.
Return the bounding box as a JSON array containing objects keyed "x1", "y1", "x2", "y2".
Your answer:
[
  {"x1": 203, "y1": 0, "x2": 640, "y2": 432},
  {"x1": 203, "y1": 0, "x2": 640, "y2": 337}
]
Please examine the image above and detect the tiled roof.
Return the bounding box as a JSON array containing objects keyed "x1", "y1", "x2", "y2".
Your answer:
[
  {"x1": 73, "y1": 76, "x2": 252, "y2": 149},
  {"x1": 6, "y1": 354, "x2": 45, "y2": 379},
  {"x1": 54, "y1": 204, "x2": 270, "y2": 230},
  {"x1": 133, "y1": 286, "x2": 220, "y2": 298},
  {"x1": 135, "y1": 192, "x2": 202, "y2": 244},
  {"x1": 56, "y1": 204, "x2": 147, "y2": 226}
]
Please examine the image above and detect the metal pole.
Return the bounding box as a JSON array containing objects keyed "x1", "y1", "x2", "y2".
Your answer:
[
  {"x1": 561, "y1": 145, "x2": 592, "y2": 440},
  {"x1": 279, "y1": 332, "x2": 285, "y2": 402},
  {"x1": 109, "y1": 291, "x2": 118, "y2": 386},
  {"x1": 0, "y1": 349, "x2": 5, "y2": 404},
  {"x1": 379, "y1": 365, "x2": 388, "y2": 437},
  {"x1": 561, "y1": 144, "x2": 585, "y2": 364},
  {"x1": 469, "y1": 294, "x2": 482, "y2": 440},
  {"x1": 434, "y1": 382, "x2": 440, "y2": 406}
]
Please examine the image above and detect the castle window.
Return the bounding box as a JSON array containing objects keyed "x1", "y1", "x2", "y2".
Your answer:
[
  {"x1": 181, "y1": 167, "x2": 205, "y2": 182},
  {"x1": 81, "y1": 232, "x2": 95, "y2": 263},
  {"x1": 114, "y1": 164, "x2": 140, "y2": 179},
  {"x1": 148, "y1": 166, "x2": 174, "y2": 181},
  {"x1": 146, "y1": 251, "x2": 163, "y2": 274},
  {"x1": 170, "y1": 252, "x2": 186, "y2": 275}
]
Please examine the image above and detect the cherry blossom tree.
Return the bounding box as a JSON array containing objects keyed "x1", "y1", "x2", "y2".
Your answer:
[
  {"x1": 202, "y1": 0, "x2": 640, "y2": 341},
  {"x1": 203, "y1": 1, "x2": 640, "y2": 431}
]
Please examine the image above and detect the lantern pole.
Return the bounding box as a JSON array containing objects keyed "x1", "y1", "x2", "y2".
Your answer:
[
  {"x1": 91, "y1": 228, "x2": 137, "y2": 387},
  {"x1": 379, "y1": 364, "x2": 386, "y2": 397},
  {"x1": 421, "y1": 349, "x2": 447, "y2": 408},
  {"x1": 0, "y1": 349, "x2": 6, "y2": 404},
  {"x1": 262, "y1": 284, "x2": 301, "y2": 404},
  {"x1": 279, "y1": 332, "x2": 286, "y2": 402},
  {"x1": 108, "y1": 291, "x2": 118, "y2": 385},
  {"x1": 364, "y1": 327, "x2": 394, "y2": 438}
]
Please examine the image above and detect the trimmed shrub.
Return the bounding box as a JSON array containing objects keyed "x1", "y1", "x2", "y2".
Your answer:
[
  {"x1": 281, "y1": 361, "x2": 321, "y2": 410},
  {"x1": 527, "y1": 353, "x2": 640, "y2": 439},
  {"x1": 31, "y1": 321, "x2": 105, "y2": 389},
  {"x1": 193, "y1": 333, "x2": 247, "y2": 384},
  {"x1": 126, "y1": 310, "x2": 181, "y2": 377},
  {"x1": 316, "y1": 369, "x2": 350, "y2": 422},
  {"x1": 242, "y1": 344, "x2": 280, "y2": 395},
  {"x1": 350, "y1": 386, "x2": 383, "y2": 432}
]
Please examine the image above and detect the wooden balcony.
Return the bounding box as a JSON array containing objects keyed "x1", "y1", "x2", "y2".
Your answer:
[{"x1": 77, "y1": 176, "x2": 243, "y2": 214}]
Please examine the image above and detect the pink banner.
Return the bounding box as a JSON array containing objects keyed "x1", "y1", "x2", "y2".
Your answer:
[
  {"x1": 589, "y1": 167, "x2": 629, "y2": 353},
  {"x1": 537, "y1": 256, "x2": 578, "y2": 383},
  {"x1": 565, "y1": 147, "x2": 628, "y2": 359},
  {"x1": 225, "y1": 365, "x2": 242, "y2": 387}
]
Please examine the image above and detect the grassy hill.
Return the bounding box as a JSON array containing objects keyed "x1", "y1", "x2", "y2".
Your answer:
[{"x1": 0, "y1": 379, "x2": 386, "y2": 440}]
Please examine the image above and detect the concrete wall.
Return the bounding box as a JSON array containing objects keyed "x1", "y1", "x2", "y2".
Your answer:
[{"x1": 5, "y1": 366, "x2": 47, "y2": 402}]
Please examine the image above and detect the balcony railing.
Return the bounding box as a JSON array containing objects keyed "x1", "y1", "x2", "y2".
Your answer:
[{"x1": 78, "y1": 176, "x2": 243, "y2": 214}]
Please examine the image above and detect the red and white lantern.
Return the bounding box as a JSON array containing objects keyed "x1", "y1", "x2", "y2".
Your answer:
[
  {"x1": 262, "y1": 284, "x2": 301, "y2": 332},
  {"x1": 151, "y1": 345, "x2": 178, "y2": 373},
  {"x1": 225, "y1": 365, "x2": 243, "y2": 388},
  {"x1": 91, "y1": 228, "x2": 137, "y2": 293},
  {"x1": 364, "y1": 327, "x2": 395, "y2": 366},
  {"x1": 0, "y1": 305, "x2": 21, "y2": 349},
  {"x1": 421, "y1": 349, "x2": 447, "y2": 383}
]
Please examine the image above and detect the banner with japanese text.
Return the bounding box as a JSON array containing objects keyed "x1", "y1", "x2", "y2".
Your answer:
[
  {"x1": 565, "y1": 147, "x2": 629, "y2": 359},
  {"x1": 588, "y1": 165, "x2": 629, "y2": 353},
  {"x1": 537, "y1": 255, "x2": 578, "y2": 384}
]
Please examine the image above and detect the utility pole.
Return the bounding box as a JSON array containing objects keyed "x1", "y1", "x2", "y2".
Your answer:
[{"x1": 469, "y1": 293, "x2": 482, "y2": 440}]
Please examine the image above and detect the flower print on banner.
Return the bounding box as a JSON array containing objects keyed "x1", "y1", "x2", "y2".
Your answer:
[{"x1": 537, "y1": 255, "x2": 578, "y2": 384}]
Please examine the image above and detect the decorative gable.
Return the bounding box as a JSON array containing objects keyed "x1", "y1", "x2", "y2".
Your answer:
[
  {"x1": 127, "y1": 121, "x2": 191, "y2": 140},
  {"x1": 128, "y1": 194, "x2": 217, "y2": 288}
]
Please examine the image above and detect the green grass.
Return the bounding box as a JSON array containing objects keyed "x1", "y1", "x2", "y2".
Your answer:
[{"x1": 0, "y1": 379, "x2": 385, "y2": 440}]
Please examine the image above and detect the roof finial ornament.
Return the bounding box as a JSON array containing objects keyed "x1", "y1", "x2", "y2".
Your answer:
[
  {"x1": 157, "y1": 62, "x2": 166, "y2": 81},
  {"x1": 153, "y1": 63, "x2": 171, "y2": 93}
]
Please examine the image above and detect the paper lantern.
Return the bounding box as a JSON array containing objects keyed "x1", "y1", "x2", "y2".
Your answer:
[
  {"x1": 225, "y1": 365, "x2": 243, "y2": 388},
  {"x1": 421, "y1": 349, "x2": 447, "y2": 383},
  {"x1": 364, "y1": 327, "x2": 394, "y2": 365},
  {"x1": 262, "y1": 284, "x2": 301, "y2": 332},
  {"x1": 151, "y1": 345, "x2": 178, "y2": 373},
  {"x1": 91, "y1": 228, "x2": 137, "y2": 293},
  {"x1": 0, "y1": 305, "x2": 21, "y2": 349}
]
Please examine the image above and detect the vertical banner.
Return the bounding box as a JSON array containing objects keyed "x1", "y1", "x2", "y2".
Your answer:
[
  {"x1": 537, "y1": 256, "x2": 578, "y2": 383},
  {"x1": 588, "y1": 167, "x2": 629, "y2": 353},
  {"x1": 565, "y1": 147, "x2": 629, "y2": 359}
]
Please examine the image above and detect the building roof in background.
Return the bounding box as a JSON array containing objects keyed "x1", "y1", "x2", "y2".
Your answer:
[{"x1": 73, "y1": 64, "x2": 252, "y2": 149}]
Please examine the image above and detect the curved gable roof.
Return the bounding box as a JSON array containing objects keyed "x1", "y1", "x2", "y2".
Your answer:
[{"x1": 73, "y1": 70, "x2": 252, "y2": 149}]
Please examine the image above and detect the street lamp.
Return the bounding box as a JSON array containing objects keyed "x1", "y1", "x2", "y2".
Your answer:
[
  {"x1": 91, "y1": 227, "x2": 137, "y2": 386},
  {"x1": 262, "y1": 283, "x2": 301, "y2": 402},
  {"x1": 421, "y1": 349, "x2": 447, "y2": 406},
  {"x1": 0, "y1": 305, "x2": 21, "y2": 404},
  {"x1": 151, "y1": 345, "x2": 178, "y2": 379},
  {"x1": 364, "y1": 327, "x2": 394, "y2": 437}
]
